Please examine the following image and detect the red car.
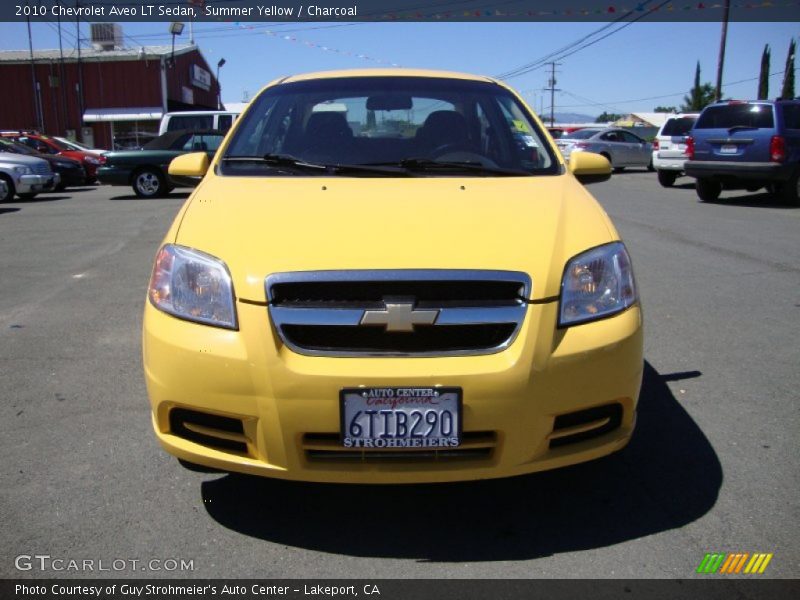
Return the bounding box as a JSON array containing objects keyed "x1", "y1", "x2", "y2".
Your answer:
[{"x1": 1, "y1": 133, "x2": 104, "y2": 183}]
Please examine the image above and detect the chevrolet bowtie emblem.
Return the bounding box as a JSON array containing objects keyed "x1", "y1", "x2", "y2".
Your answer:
[{"x1": 360, "y1": 298, "x2": 439, "y2": 332}]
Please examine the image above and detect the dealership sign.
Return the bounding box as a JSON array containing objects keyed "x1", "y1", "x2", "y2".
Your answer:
[{"x1": 190, "y1": 65, "x2": 211, "y2": 91}]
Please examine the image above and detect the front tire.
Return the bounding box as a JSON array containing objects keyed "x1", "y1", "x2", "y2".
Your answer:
[
  {"x1": 780, "y1": 171, "x2": 800, "y2": 206},
  {"x1": 0, "y1": 174, "x2": 14, "y2": 203},
  {"x1": 132, "y1": 168, "x2": 167, "y2": 198},
  {"x1": 657, "y1": 170, "x2": 677, "y2": 187},
  {"x1": 696, "y1": 179, "x2": 722, "y2": 202}
]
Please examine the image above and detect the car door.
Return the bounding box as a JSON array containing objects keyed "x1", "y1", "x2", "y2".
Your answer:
[
  {"x1": 620, "y1": 131, "x2": 650, "y2": 166},
  {"x1": 598, "y1": 131, "x2": 626, "y2": 165}
]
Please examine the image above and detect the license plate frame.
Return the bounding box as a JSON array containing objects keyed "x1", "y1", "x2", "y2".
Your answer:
[{"x1": 340, "y1": 387, "x2": 462, "y2": 449}]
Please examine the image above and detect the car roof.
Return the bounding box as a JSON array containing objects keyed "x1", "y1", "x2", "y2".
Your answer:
[{"x1": 279, "y1": 68, "x2": 497, "y2": 85}]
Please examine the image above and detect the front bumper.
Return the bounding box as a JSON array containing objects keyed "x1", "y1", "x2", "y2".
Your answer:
[
  {"x1": 685, "y1": 160, "x2": 793, "y2": 182},
  {"x1": 144, "y1": 299, "x2": 643, "y2": 484},
  {"x1": 18, "y1": 174, "x2": 55, "y2": 194}
]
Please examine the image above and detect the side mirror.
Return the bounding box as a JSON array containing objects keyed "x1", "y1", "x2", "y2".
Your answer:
[
  {"x1": 568, "y1": 152, "x2": 611, "y2": 184},
  {"x1": 169, "y1": 152, "x2": 210, "y2": 177}
]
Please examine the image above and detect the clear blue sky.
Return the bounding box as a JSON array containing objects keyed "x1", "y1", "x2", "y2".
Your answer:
[{"x1": 1, "y1": 20, "x2": 796, "y2": 117}]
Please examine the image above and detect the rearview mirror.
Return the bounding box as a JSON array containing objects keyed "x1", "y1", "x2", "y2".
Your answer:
[
  {"x1": 568, "y1": 152, "x2": 611, "y2": 184},
  {"x1": 169, "y1": 152, "x2": 210, "y2": 177},
  {"x1": 366, "y1": 94, "x2": 413, "y2": 111}
]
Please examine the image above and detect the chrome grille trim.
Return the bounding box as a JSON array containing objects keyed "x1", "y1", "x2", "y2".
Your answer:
[{"x1": 266, "y1": 269, "x2": 531, "y2": 357}]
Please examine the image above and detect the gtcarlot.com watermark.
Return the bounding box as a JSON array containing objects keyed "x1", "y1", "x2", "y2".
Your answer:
[{"x1": 14, "y1": 554, "x2": 194, "y2": 573}]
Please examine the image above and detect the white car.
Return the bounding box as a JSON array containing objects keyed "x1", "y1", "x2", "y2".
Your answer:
[
  {"x1": 652, "y1": 113, "x2": 699, "y2": 187},
  {"x1": 0, "y1": 153, "x2": 56, "y2": 202}
]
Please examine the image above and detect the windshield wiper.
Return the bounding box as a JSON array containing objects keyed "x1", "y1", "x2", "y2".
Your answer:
[
  {"x1": 727, "y1": 125, "x2": 758, "y2": 132},
  {"x1": 222, "y1": 154, "x2": 410, "y2": 176},
  {"x1": 368, "y1": 158, "x2": 531, "y2": 176},
  {"x1": 222, "y1": 154, "x2": 328, "y2": 173}
]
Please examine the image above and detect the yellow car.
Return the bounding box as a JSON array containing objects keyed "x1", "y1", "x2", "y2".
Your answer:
[{"x1": 144, "y1": 69, "x2": 642, "y2": 484}]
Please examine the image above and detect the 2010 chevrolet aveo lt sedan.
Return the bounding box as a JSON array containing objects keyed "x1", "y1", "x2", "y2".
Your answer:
[{"x1": 144, "y1": 69, "x2": 643, "y2": 484}]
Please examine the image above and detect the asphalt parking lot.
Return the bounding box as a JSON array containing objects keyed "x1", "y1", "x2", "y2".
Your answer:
[{"x1": 1, "y1": 172, "x2": 798, "y2": 580}]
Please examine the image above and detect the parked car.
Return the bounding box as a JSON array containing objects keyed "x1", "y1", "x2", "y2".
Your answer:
[
  {"x1": 97, "y1": 130, "x2": 224, "y2": 197},
  {"x1": 556, "y1": 128, "x2": 654, "y2": 171},
  {"x1": 145, "y1": 69, "x2": 642, "y2": 484},
  {"x1": 684, "y1": 99, "x2": 800, "y2": 204},
  {"x1": 0, "y1": 152, "x2": 56, "y2": 202},
  {"x1": 0, "y1": 137, "x2": 86, "y2": 190},
  {"x1": 158, "y1": 110, "x2": 240, "y2": 135},
  {"x1": 652, "y1": 113, "x2": 699, "y2": 187},
  {"x1": 1, "y1": 132, "x2": 103, "y2": 183},
  {"x1": 53, "y1": 136, "x2": 106, "y2": 156}
]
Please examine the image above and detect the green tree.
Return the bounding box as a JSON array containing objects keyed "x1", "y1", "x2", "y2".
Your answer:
[
  {"x1": 595, "y1": 112, "x2": 624, "y2": 123},
  {"x1": 780, "y1": 39, "x2": 795, "y2": 100},
  {"x1": 758, "y1": 44, "x2": 770, "y2": 100},
  {"x1": 681, "y1": 62, "x2": 716, "y2": 111},
  {"x1": 654, "y1": 106, "x2": 677, "y2": 113}
]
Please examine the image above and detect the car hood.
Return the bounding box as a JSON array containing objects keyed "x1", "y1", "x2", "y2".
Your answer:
[
  {"x1": 173, "y1": 174, "x2": 618, "y2": 302},
  {"x1": 0, "y1": 152, "x2": 50, "y2": 168}
]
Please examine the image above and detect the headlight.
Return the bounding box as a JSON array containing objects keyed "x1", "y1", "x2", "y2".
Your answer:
[
  {"x1": 148, "y1": 244, "x2": 237, "y2": 329},
  {"x1": 84, "y1": 156, "x2": 102, "y2": 165},
  {"x1": 559, "y1": 242, "x2": 637, "y2": 327},
  {"x1": 13, "y1": 166, "x2": 32, "y2": 175}
]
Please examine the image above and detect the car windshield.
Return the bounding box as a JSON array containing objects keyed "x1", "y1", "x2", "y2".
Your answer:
[
  {"x1": 221, "y1": 76, "x2": 559, "y2": 177},
  {"x1": 0, "y1": 138, "x2": 30, "y2": 154},
  {"x1": 695, "y1": 103, "x2": 774, "y2": 129},
  {"x1": 661, "y1": 117, "x2": 696, "y2": 136},
  {"x1": 562, "y1": 129, "x2": 600, "y2": 140}
]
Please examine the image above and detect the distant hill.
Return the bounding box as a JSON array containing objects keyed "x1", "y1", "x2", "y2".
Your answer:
[{"x1": 550, "y1": 112, "x2": 597, "y2": 123}]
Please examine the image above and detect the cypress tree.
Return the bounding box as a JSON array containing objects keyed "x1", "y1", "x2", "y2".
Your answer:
[
  {"x1": 780, "y1": 39, "x2": 795, "y2": 99},
  {"x1": 758, "y1": 45, "x2": 770, "y2": 100}
]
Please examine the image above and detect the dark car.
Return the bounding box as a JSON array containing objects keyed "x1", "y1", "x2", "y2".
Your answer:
[
  {"x1": 97, "y1": 130, "x2": 224, "y2": 197},
  {"x1": 0, "y1": 137, "x2": 86, "y2": 190},
  {"x1": 2, "y1": 132, "x2": 103, "y2": 183},
  {"x1": 684, "y1": 99, "x2": 800, "y2": 204}
]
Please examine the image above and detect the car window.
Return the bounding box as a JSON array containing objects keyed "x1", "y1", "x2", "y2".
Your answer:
[
  {"x1": 600, "y1": 132, "x2": 619, "y2": 142},
  {"x1": 781, "y1": 104, "x2": 800, "y2": 130},
  {"x1": 182, "y1": 134, "x2": 223, "y2": 152},
  {"x1": 566, "y1": 129, "x2": 600, "y2": 140},
  {"x1": 620, "y1": 131, "x2": 644, "y2": 144},
  {"x1": 217, "y1": 115, "x2": 234, "y2": 132},
  {"x1": 695, "y1": 104, "x2": 774, "y2": 129},
  {"x1": 223, "y1": 76, "x2": 558, "y2": 176},
  {"x1": 167, "y1": 115, "x2": 214, "y2": 132},
  {"x1": 661, "y1": 117, "x2": 696, "y2": 136}
]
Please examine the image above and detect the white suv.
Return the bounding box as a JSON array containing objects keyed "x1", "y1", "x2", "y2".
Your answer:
[
  {"x1": 0, "y1": 153, "x2": 57, "y2": 202},
  {"x1": 652, "y1": 113, "x2": 698, "y2": 187}
]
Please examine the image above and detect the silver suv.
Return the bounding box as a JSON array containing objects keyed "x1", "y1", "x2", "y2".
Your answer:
[
  {"x1": 652, "y1": 113, "x2": 698, "y2": 187},
  {"x1": 0, "y1": 152, "x2": 56, "y2": 202}
]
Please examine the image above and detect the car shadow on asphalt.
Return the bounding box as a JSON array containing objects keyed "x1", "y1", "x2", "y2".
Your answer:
[
  {"x1": 13, "y1": 195, "x2": 70, "y2": 203},
  {"x1": 703, "y1": 191, "x2": 797, "y2": 209},
  {"x1": 200, "y1": 361, "x2": 722, "y2": 561},
  {"x1": 109, "y1": 192, "x2": 191, "y2": 201}
]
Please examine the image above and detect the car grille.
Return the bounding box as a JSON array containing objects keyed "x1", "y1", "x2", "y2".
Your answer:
[
  {"x1": 266, "y1": 270, "x2": 531, "y2": 356},
  {"x1": 31, "y1": 161, "x2": 52, "y2": 175}
]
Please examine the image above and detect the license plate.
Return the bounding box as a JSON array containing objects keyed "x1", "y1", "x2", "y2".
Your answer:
[
  {"x1": 720, "y1": 144, "x2": 737, "y2": 154},
  {"x1": 340, "y1": 387, "x2": 461, "y2": 449}
]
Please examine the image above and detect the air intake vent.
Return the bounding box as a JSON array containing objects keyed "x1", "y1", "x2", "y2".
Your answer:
[
  {"x1": 90, "y1": 23, "x2": 123, "y2": 51},
  {"x1": 549, "y1": 403, "x2": 623, "y2": 448},
  {"x1": 169, "y1": 408, "x2": 248, "y2": 455}
]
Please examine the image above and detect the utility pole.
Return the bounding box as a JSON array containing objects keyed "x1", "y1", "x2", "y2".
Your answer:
[
  {"x1": 76, "y1": 0, "x2": 85, "y2": 141},
  {"x1": 26, "y1": 9, "x2": 43, "y2": 131},
  {"x1": 57, "y1": 0, "x2": 69, "y2": 135},
  {"x1": 715, "y1": 0, "x2": 731, "y2": 101},
  {"x1": 545, "y1": 62, "x2": 561, "y2": 126}
]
